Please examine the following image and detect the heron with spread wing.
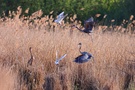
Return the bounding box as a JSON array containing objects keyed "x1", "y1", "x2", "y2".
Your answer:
[
  {"x1": 54, "y1": 12, "x2": 68, "y2": 24},
  {"x1": 55, "y1": 50, "x2": 67, "y2": 65},
  {"x1": 74, "y1": 43, "x2": 94, "y2": 63},
  {"x1": 72, "y1": 17, "x2": 95, "y2": 34}
]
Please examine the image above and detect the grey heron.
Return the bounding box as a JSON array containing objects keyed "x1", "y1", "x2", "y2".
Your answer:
[
  {"x1": 54, "y1": 12, "x2": 68, "y2": 24},
  {"x1": 72, "y1": 17, "x2": 95, "y2": 34},
  {"x1": 27, "y1": 47, "x2": 34, "y2": 66},
  {"x1": 55, "y1": 51, "x2": 67, "y2": 73},
  {"x1": 74, "y1": 43, "x2": 94, "y2": 63}
]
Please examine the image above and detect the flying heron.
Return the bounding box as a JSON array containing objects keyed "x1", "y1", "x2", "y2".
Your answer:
[
  {"x1": 74, "y1": 43, "x2": 94, "y2": 63},
  {"x1": 72, "y1": 17, "x2": 95, "y2": 42},
  {"x1": 54, "y1": 11, "x2": 68, "y2": 24},
  {"x1": 27, "y1": 47, "x2": 34, "y2": 67},
  {"x1": 55, "y1": 51, "x2": 67, "y2": 73},
  {"x1": 55, "y1": 50, "x2": 67, "y2": 65},
  {"x1": 72, "y1": 17, "x2": 95, "y2": 34}
]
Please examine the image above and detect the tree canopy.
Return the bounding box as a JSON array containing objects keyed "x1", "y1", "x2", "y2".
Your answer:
[{"x1": 0, "y1": 0, "x2": 135, "y2": 25}]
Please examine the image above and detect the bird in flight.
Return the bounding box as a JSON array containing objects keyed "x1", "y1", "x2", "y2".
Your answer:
[
  {"x1": 72, "y1": 17, "x2": 95, "y2": 34},
  {"x1": 74, "y1": 43, "x2": 94, "y2": 63},
  {"x1": 54, "y1": 12, "x2": 68, "y2": 24},
  {"x1": 55, "y1": 50, "x2": 67, "y2": 65}
]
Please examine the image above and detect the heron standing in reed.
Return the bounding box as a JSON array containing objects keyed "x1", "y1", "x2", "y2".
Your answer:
[
  {"x1": 74, "y1": 43, "x2": 94, "y2": 63},
  {"x1": 27, "y1": 47, "x2": 34, "y2": 67},
  {"x1": 54, "y1": 11, "x2": 68, "y2": 25}
]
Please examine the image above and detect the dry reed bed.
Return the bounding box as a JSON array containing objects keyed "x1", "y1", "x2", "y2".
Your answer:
[
  {"x1": 0, "y1": 8, "x2": 135, "y2": 90},
  {"x1": 0, "y1": 65, "x2": 18, "y2": 90}
]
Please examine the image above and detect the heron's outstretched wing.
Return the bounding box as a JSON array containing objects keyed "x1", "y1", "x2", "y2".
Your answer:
[
  {"x1": 55, "y1": 12, "x2": 68, "y2": 24},
  {"x1": 57, "y1": 14, "x2": 67, "y2": 22},
  {"x1": 84, "y1": 17, "x2": 95, "y2": 33},
  {"x1": 58, "y1": 54, "x2": 67, "y2": 61},
  {"x1": 74, "y1": 52, "x2": 93, "y2": 63},
  {"x1": 84, "y1": 22, "x2": 90, "y2": 29},
  {"x1": 74, "y1": 54, "x2": 89, "y2": 63},
  {"x1": 55, "y1": 53, "x2": 67, "y2": 65},
  {"x1": 58, "y1": 12, "x2": 64, "y2": 18},
  {"x1": 63, "y1": 14, "x2": 68, "y2": 18}
]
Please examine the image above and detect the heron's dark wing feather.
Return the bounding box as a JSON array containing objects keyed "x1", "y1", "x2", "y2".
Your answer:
[
  {"x1": 74, "y1": 55, "x2": 89, "y2": 63},
  {"x1": 84, "y1": 22, "x2": 90, "y2": 29},
  {"x1": 75, "y1": 54, "x2": 83, "y2": 59}
]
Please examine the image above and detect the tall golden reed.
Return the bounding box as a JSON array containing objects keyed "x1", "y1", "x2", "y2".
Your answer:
[{"x1": 0, "y1": 6, "x2": 135, "y2": 90}]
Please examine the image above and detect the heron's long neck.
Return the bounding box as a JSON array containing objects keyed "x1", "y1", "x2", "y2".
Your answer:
[
  {"x1": 75, "y1": 26, "x2": 82, "y2": 31},
  {"x1": 79, "y1": 46, "x2": 82, "y2": 54}
]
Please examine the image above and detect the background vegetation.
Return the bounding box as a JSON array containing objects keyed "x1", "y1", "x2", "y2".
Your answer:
[
  {"x1": 0, "y1": 7, "x2": 135, "y2": 90},
  {"x1": 0, "y1": 0, "x2": 135, "y2": 25}
]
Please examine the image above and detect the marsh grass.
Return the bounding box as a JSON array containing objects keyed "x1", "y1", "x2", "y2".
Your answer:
[
  {"x1": 0, "y1": 7, "x2": 135, "y2": 90},
  {"x1": 0, "y1": 65, "x2": 18, "y2": 90}
]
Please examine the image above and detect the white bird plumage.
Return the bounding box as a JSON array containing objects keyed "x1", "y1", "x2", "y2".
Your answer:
[
  {"x1": 54, "y1": 12, "x2": 68, "y2": 24},
  {"x1": 55, "y1": 51, "x2": 67, "y2": 65}
]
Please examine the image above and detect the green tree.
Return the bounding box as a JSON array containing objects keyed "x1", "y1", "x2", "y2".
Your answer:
[{"x1": 0, "y1": 0, "x2": 135, "y2": 25}]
